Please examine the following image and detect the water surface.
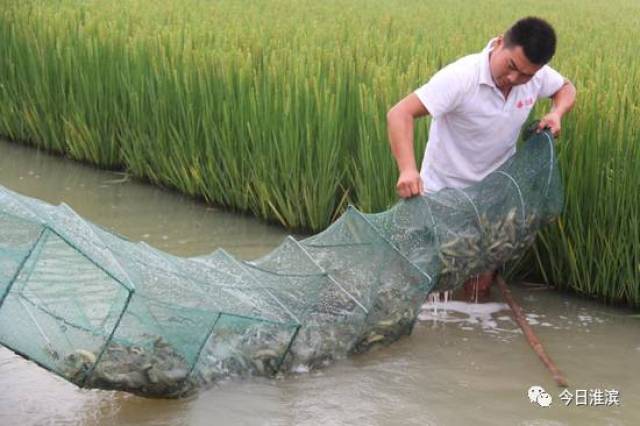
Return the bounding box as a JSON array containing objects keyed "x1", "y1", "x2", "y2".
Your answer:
[{"x1": 1, "y1": 139, "x2": 638, "y2": 425}]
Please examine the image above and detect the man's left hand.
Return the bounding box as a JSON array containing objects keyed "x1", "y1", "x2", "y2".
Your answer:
[{"x1": 537, "y1": 112, "x2": 562, "y2": 137}]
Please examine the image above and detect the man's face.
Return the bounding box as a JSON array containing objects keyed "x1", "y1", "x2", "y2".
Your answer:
[{"x1": 489, "y1": 36, "x2": 542, "y2": 91}]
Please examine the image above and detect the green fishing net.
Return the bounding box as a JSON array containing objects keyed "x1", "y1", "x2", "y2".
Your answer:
[{"x1": 0, "y1": 129, "x2": 562, "y2": 398}]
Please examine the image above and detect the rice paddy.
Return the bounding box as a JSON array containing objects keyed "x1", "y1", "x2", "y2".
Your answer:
[{"x1": 0, "y1": 0, "x2": 638, "y2": 306}]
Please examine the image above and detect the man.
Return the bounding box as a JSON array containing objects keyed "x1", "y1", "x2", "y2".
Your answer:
[{"x1": 386, "y1": 17, "x2": 576, "y2": 300}]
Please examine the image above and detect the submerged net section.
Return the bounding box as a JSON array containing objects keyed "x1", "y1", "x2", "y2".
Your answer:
[{"x1": 0, "y1": 130, "x2": 562, "y2": 397}]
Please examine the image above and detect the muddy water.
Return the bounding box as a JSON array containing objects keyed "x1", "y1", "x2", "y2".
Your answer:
[{"x1": 1, "y1": 139, "x2": 638, "y2": 425}]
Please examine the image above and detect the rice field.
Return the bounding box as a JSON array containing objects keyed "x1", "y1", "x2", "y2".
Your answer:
[{"x1": 0, "y1": 0, "x2": 638, "y2": 306}]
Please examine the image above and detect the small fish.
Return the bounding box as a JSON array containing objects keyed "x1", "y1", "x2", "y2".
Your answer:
[
  {"x1": 254, "y1": 349, "x2": 278, "y2": 359},
  {"x1": 376, "y1": 319, "x2": 395, "y2": 327},
  {"x1": 130, "y1": 346, "x2": 145, "y2": 356},
  {"x1": 366, "y1": 334, "x2": 385, "y2": 344},
  {"x1": 73, "y1": 349, "x2": 97, "y2": 364}
]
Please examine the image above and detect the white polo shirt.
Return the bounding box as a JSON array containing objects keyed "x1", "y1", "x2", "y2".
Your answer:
[{"x1": 414, "y1": 38, "x2": 566, "y2": 192}]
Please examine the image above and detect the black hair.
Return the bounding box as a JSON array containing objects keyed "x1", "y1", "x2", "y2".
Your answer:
[{"x1": 504, "y1": 17, "x2": 556, "y2": 65}]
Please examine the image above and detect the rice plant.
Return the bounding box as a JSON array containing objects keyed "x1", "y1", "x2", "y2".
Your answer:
[{"x1": 0, "y1": 0, "x2": 638, "y2": 305}]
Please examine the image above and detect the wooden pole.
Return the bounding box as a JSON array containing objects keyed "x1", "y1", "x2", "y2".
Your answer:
[{"x1": 495, "y1": 273, "x2": 568, "y2": 388}]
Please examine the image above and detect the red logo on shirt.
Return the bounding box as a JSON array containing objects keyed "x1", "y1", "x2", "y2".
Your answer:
[{"x1": 517, "y1": 97, "x2": 534, "y2": 109}]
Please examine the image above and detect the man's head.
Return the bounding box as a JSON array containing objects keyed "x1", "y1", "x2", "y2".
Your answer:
[{"x1": 489, "y1": 17, "x2": 557, "y2": 91}]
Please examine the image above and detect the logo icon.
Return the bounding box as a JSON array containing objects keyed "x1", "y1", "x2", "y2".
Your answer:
[{"x1": 528, "y1": 385, "x2": 553, "y2": 407}]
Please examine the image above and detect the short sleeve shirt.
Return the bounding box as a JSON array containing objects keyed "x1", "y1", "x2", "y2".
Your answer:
[{"x1": 414, "y1": 38, "x2": 565, "y2": 192}]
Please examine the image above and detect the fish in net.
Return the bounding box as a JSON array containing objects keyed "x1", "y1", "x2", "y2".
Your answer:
[{"x1": 0, "y1": 129, "x2": 562, "y2": 397}]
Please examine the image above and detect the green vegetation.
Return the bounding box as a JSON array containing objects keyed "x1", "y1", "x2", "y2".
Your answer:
[{"x1": 0, "y1": 0, "x2": 638, "y2": 306}]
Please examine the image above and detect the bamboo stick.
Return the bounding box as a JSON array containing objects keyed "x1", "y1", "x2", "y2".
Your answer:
[{"x1": 495, "y1": 274, "x2": 568, "y2": 388}]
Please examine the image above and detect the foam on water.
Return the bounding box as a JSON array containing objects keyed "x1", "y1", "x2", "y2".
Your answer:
[
  {"x1": 418, "y1": 296, "x2": 518, "y2": 334},
  {"x1": 419, "y1": 290, "x2": 613, "y2": 338}
]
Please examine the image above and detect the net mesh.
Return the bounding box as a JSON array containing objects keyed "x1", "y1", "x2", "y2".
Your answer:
[{"x1": 0, "y1": 129, "x2": 562, "y2": 397}]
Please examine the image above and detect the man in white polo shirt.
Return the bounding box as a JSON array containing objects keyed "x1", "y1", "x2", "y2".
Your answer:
[{"x1": 386, "y1": 17, "x2": 576, "y2": 299}]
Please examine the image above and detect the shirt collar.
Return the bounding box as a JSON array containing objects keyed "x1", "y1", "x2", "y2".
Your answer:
[{"x1": 479, "y1": 37, "x2": 498, "y2": 88}]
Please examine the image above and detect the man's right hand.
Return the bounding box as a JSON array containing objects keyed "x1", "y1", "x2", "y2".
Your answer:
[
  {"x1": 396, "y1": 169, "x2": 424, "y2": 198},
  {"x1": 387, "y1": 93, "x2": 430, "y2": 199}
]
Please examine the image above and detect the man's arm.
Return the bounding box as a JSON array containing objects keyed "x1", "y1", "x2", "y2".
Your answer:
[
  {"x1": 538, "y1": 79, "x2": 577, "y2": 136},
  {"x1": 387, "y1": 93, "x2": 430, "y2": 198}
]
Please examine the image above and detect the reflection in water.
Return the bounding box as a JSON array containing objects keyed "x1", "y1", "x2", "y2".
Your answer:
[
  {"x1": 0, "y1": 139, "x2": 295, "y2": 258},
  {"x1": 1, "y1": 139, "x2": 638, "y2": 425}
]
